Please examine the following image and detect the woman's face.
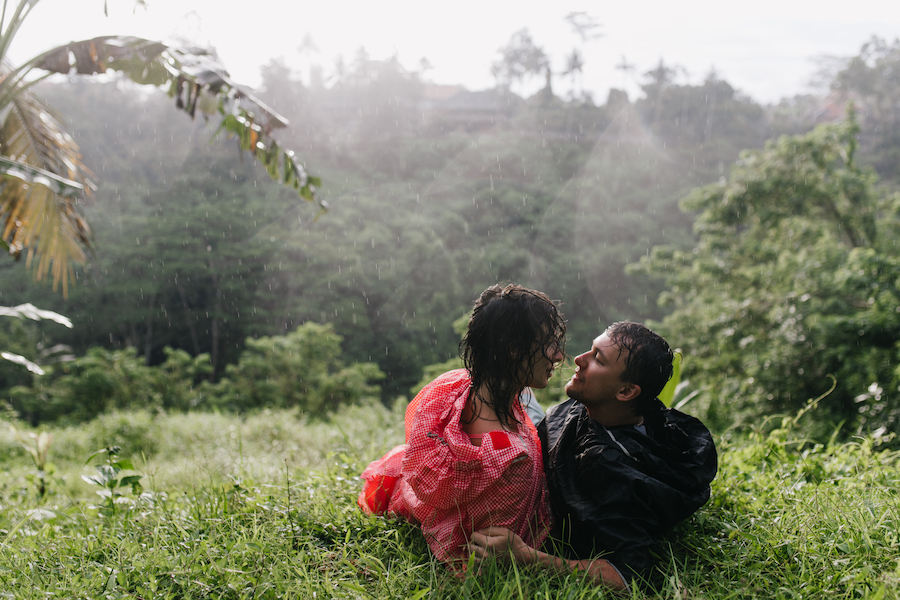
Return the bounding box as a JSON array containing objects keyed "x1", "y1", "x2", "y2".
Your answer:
[{"x1": 524, "y1": 340, "x2": 564, "y2": 389}]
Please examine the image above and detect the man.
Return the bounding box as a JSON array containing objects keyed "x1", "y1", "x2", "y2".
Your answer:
[{"x1": 469, "y1": 321, "x2": 718, "y2": 590}]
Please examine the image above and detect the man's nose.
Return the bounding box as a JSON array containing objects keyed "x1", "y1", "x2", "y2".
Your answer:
[{"x1": 574, "y1": 352, "x2": 588, "y2": 367}]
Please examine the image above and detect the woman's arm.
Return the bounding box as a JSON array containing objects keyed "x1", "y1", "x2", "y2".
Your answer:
[{"x1": 468, "y1": 527, "x2": 627, "y2": 591}]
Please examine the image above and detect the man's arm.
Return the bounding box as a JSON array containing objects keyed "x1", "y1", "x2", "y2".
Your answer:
[{"x1": 468, "y1": 527, "x2": 626, "y2": 591}]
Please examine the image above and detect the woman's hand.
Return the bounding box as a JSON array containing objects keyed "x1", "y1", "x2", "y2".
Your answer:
[{"x1": 468, "y1": 527, "x2": 531, "y2": 562}]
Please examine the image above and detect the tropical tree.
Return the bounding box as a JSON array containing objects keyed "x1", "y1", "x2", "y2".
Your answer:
[
  {"x1": 0, "y1": 0, "x2": 322, "y2": 295},
  {"x1": 490, "y1": 29, "x2": 548, "y2": 94},
  {"x1": 562, "y1": 49, "x2": 585, "y2": 101},
  {"x1": 831, "y1": 36, "x2": 900, "y2": 184},
  {"x1": 634, "y1": 111, "x2": 900, "y2": 433},
  {"x1": 562, "y1": 11, "x2": 602, "y2": 101}
]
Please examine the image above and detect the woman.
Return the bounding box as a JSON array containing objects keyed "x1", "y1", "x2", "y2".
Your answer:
[{"x1": 358, "y1": 283, "x2": 566, "y2": 565}]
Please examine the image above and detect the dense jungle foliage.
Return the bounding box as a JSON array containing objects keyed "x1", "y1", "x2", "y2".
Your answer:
[{"x1": 1, "y1": 37, "x2": 899, "y2": 435}]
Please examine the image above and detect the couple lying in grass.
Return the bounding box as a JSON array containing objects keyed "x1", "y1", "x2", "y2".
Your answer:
[{"x1": 358, "y1": 284, "x2": 717, "y2": 591}]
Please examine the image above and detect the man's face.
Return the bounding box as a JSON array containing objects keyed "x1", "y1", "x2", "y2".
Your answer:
[{"x1": 565, "y1": 332, "x2": 630, "y2": 406}]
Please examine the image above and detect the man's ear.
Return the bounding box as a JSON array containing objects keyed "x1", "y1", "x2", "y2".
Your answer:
[{"x1": 616, "y1": 383, "x2": 641, "y2": 402}]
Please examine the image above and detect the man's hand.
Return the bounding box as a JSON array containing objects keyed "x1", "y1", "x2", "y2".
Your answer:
[
  {"x1": 468, "y1": 526, "x2": 627, "y2": 591},
  {"x1": 468, "y1": 527, "x2": 530, "y2": 562}
]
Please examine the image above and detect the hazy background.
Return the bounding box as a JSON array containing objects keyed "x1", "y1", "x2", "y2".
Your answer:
[
  {"x1": 15, "y1": 0, "x2": 900, "y2": 103},
  {"x1": 2, "y1": 0, "x2": 899, "y2": 428}
]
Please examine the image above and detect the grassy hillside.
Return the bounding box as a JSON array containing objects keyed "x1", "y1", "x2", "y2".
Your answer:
[{"x1": 0, "y1": 401, "x2": 896, "y2": 598}]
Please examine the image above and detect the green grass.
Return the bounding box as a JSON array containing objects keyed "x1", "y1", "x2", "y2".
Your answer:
[{"x1": 1, "y1": 402, "x2": 898, "y2": 599}]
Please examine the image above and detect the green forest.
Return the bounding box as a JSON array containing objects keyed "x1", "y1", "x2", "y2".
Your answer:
[
  {"x1": 1, "y1": 22, "x2": 900, "y2": 598},
  {"x1": 3, "y1": 36, "x2": 899, "y2": 432}
]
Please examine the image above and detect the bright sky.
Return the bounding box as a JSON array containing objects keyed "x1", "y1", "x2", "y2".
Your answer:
[{"x1": 12, "y1": 0, "x2": 900, "y2": 104}]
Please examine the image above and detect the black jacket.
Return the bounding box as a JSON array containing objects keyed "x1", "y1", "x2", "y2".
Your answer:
[{"x1": 538, "y1": 398, "x2": 717, "y2": 576}]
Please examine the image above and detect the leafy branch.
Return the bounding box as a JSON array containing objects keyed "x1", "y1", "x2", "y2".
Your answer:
[{"x1": 83, "y1": 445, "x2": 143, "y2": 515}]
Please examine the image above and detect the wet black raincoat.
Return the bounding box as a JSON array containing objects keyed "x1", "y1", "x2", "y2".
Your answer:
[{"x1": 538, "y1": 398, "x2": 717, "y2": 577}]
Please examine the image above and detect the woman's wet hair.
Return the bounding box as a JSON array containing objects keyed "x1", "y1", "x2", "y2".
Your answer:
[{"x1": 460, "y1": 283, "x2": 566, "y2": 427}]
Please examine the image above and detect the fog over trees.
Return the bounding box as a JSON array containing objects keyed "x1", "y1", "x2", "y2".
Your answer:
[{"x1": 2, "y1": 30, "x2": 898, "y2": 431}]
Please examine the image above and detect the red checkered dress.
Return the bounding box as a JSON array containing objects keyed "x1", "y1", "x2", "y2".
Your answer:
[{"x1": 358, "y1": 369, "x2": 551, "y2": 564}]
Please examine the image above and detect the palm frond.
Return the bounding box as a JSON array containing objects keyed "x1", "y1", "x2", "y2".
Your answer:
[
  {"x1": 0, "y1": 1, "x2": 40, "y2": 67},
  {"x1": 0, "y1": 156, "x2": 85, "y2": 198},
  {"x1": 0, "y1": 30, "x2": 323, "y2": 294},
  {"x1": 32, "y1": 36, "x2": 322, "y2": 206},
  {"x1": 0, "y1": 84, "x2": 92, "y2": 295}
]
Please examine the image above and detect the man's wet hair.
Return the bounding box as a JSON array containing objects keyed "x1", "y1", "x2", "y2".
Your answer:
[
  {"x1": 461, "y1": 283, "x2": 566, "y2": 427},
  {"x1": 606, "y1": 321, "x2": 674, "y2": 412}
]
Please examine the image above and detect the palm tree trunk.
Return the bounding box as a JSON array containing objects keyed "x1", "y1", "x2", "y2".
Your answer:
[
  {"x1": 210, "y1": 286, "x2": 222, "y2": 382},
  {"x1": 176, "y1": 284, "x2": 202, "y2": 355},
  {"x1": 143, "y1": 294, "x2": 156, "y2": 365}
]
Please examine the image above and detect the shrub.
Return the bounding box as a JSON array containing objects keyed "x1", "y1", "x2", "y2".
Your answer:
[
  {"x1": 6, "y1": 324, "x2": 383, "y2": 424},
  {"x1": 154, "y1": 347, "x2": 212, "y2": 411},
  {"x1": 87, "y1": 410, "x2": 161, "y2": 459},
  {"x1": 9, "y1": 348, "x2": 151, "y2": 423},
  {"x1": 7, "y1": 346, "x2": 213, "y2": 425},
  {"x1": 208, "y1": 323, "x2": 384, "y2": 416}
]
